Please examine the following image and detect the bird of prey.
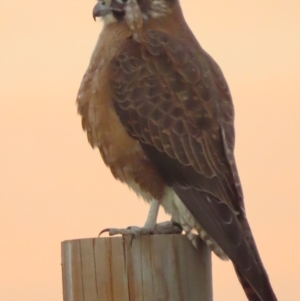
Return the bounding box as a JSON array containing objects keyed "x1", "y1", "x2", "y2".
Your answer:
[{"x1": 76, "y1": 0, "x2": 277, "y2": 300}]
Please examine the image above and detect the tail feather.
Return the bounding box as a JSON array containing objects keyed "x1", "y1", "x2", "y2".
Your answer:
[
  {"x1": 235, "y1": 218, "x2": 278, "y2": 301},
  {"x1": 172, "y1": 186, "x2": 278, "y2": 301},
  {"x1": 235, "y1": 267, "x2": 277, "y2": 301}
]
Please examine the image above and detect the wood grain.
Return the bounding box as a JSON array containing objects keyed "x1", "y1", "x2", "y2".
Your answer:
[{"x1": 61, "y1": 234, "x2": 212, "y2": 301}]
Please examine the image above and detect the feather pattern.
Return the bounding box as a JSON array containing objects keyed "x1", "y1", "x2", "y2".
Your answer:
[{"x1": 108, "y1": 28, "x2": 277, "y2": 301}]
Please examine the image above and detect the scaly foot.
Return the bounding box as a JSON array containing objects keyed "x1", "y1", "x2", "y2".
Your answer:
[{"x1": 99, "y1": 221, "x2": 182, "y2": 237}]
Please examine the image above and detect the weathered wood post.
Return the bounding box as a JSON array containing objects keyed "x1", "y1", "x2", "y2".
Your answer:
[{"x1": 61, "y1": 234, "x2": 212, "y2": 301}]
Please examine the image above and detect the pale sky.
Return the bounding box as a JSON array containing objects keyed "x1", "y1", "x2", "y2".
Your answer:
[{"x1": 1, "y1": 1, "x2": 299, "y2": 300}]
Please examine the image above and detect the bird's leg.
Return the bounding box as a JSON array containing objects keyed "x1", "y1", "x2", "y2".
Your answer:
[
  {"x1": 99, "y1": 200, "x2": 182, "y2": 237},
  {"x1": 143, "y1": 199, "x2": 160, "y2": 229},
  {"x1": 140, "y1": 200, "x2": 183, "y2": 234}
]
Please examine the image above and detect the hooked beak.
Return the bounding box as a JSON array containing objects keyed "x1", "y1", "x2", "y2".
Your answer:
[
  {"x1": 92, "y1": 1, "x2": 127, "y2": 21},
  {"x1": 93, "y1": 2, "x2": 111, "y2": 20}
]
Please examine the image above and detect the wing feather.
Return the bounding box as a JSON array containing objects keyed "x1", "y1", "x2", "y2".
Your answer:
[
  {"x1": 108, "y1": 30, "x2": 276, "y2": 300},
  {"x1": 110, "y1": 31, "x2": 238, "y2": 194}
]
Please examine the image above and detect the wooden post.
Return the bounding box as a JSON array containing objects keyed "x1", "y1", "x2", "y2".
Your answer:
[{"x1": 61, "y1": 234, "x2": 212, "y2": 301}]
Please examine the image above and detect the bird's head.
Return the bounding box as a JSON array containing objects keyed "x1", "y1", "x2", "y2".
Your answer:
[{"x1": 93, "y1": 0, "x2": 179, "y2": 25}]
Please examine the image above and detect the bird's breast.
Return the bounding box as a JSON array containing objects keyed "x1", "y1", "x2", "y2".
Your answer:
[{"x1": 77, "y1": 23, "x2": 166, "y2": 201}]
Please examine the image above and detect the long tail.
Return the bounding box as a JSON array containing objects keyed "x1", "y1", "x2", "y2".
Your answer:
[
  {"x1": 234, "y1": 218, "x2": 278, "y2": 301},
  {"x1": 172, "y1": 186, "x2": 278, "y2": 301},
  {"x1": 235, "y1": 268, "x2": 277, "y2": 301}
]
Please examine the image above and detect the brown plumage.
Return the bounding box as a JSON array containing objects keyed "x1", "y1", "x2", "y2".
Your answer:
[{"x1": 77, "y1": 1, "x2": 277, "y2": 300}]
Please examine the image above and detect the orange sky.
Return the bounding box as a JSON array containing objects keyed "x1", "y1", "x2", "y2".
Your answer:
[{"x1": 1, "y1": 1, "x2": 299, "y2": 300}]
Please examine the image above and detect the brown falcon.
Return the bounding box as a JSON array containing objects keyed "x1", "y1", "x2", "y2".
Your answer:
[{"x1": 76, "y1": 0, "x2": 277, "y2": 300}]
